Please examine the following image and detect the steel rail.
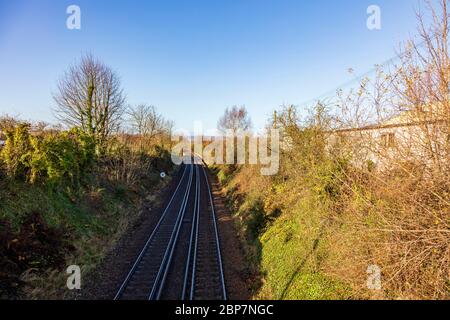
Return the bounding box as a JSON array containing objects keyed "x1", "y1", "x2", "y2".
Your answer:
[
  {"x1": 114, "y1": 155, "x2": 226, "y2": 301},
  {"x1": 201, "y1": 165, "x2": 227, "y2": 300},
  {"x1": 114, "y1": 164, "x2": 189, "y2": 300},
  {"x1": 189, "y1": 164, "x2": 201, "y2": 300},
  {"x1": 181, "y1": 164, "x2": 200, "y2": 299},
  {"x1": 149, "y1": 163, "x2": 194, "y2": 300}
]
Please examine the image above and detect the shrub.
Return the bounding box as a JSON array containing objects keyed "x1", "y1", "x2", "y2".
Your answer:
[
  {"x1": 0, "y1": 125, "x2": 96, "y2": 187},
  {"x1": 1, "y1": 123, "x2": 33, "y2": 179},
  {"x1": 28, "y1": 129, "x2": 95, "y2": 186},
  {"x1": 218, "y1": 100, "x2": 449, "y2": 299}
]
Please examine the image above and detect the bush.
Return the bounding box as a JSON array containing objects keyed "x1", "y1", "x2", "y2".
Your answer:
[
  {"x1": 0, "y1": 121, "x2": 174, "y2": 299},
  {"x1": 28, "y1": 128, "x2": 95, "y2": 186},
  {"x1": 101, "y1": 140, "x2": 173, "y2": 192},
  {"x1": 1, "y1": 123, "x2": 33, "y2": 179},
  {"x1": 0, "y1": 125, "x2": 96, "y2": 187},
  {"x1": 218, "y1": 102, "x2": 449, "y2": 299}
]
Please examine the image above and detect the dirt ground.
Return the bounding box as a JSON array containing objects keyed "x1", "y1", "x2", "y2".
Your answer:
[{"x1": 206, "y1": 170, "x2": 254, "y2": 300}]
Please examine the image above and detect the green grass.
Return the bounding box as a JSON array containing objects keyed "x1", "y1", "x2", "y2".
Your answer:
[
  {"x1": 219, "y1": 170, "x2": 353, "y2": 300},
  {"x1": 0, "y1": 175, "x2": 165, "y2": 299},
  {"x1": 258, "y1": 210, "x2": 351, "y2": 300},
  {"x1": 0, "y1": 179, "x2": 108, "y2": 236}
]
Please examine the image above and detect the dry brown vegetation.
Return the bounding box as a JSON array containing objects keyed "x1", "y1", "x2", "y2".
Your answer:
[{"x1": 217, "y1": 0, "x2": 449, "y2": 300}]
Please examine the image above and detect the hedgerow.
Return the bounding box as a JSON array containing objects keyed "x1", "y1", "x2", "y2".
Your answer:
[{"x1": 1, "y1": 125, "x2": 95, "y2": 187}]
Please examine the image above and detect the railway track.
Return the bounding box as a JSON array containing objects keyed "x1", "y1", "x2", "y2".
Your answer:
[{"x1": 114, "y1": 157, "x2": 226, "y2": 300}]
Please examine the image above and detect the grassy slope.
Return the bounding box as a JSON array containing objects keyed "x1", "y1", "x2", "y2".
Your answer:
[
  {"x1": 0, "y1": 173, "x2": 171, "y2": 299},
  {"x1": 218, "y1": 158, "x2": 450, "y2": 300},
  {"x1": 216, "y1": 166, "x2": 351, "y2": 300},
  {"x1": 257, "y1": 199, "x2": 350, "y2": 300}
]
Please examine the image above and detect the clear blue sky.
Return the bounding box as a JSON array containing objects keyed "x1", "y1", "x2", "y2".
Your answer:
[{"x1": 0, "y1": 0, "x2": 427, "y2": 131}]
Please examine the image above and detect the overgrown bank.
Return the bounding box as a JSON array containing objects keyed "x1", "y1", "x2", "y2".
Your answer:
[
  {"x1": 214, "y1": 160, "x2": 355, "y2": 300},
  {"x1": 0, "y1": 53, "x2": 177, "y2": 299},
  {"x1": 212, "y1": 2, "x2": 450, "y2": 299},
  {"x1": 0, "y1": 123, "x2": 174, "y2": 299},
  {"x1": 215, "y1": 127, "x2": 449, "y2": 300}
]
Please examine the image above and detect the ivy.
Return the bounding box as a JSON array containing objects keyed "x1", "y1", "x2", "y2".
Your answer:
[{"x1": 1, "y1": 125, "x2": 96, "y2": 188}]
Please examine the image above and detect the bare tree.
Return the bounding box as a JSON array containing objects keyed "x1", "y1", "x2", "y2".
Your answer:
[
  {"x1": 217, "y1": 105, "x2": 252, "y2": 134},
  {"x1": 33, "y1": 121, "x2": 49, "y2": 133},
  {"x1": 0, "y1": 114, "x2": 20, "y2": 132},
  {"x1": 162, "y1": 119, "x2": 175, "y2": 137},
  {"x1": 128, "y1": 104, "x2": 163, "y2": 139},
  {"x1": 392, "y1": 0, "x2": 450, "y2": 171},
  {"x1": 53, "y1": 54, "x2": 126, "y2": 150}
]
